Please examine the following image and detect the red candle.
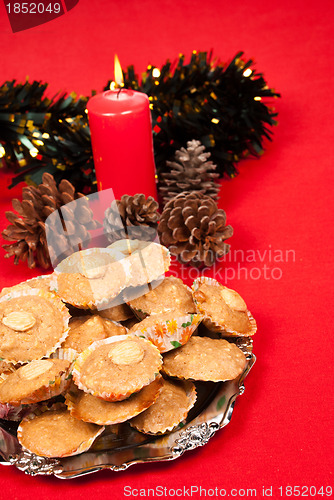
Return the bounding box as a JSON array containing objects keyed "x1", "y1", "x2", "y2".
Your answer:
[{"x1": 87, "y1": 61, "x2": 158, "y2": 200}]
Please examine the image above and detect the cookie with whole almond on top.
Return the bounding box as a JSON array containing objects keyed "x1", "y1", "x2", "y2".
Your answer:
[
  {"x1": 192, "y1": 277, "x2": 257, "y2": 336},
  {"x1": 72, "y1": 335, "x2": 162, "y2": 402},
  {"x1": 0, "y1": 289, "x2": 70, "y2": 364}
]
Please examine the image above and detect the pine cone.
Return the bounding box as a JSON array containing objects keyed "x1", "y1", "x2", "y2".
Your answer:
[
  {"x1": 158, "y1": 192, "x2": 233, "y2": 267},
  {"x1": 2, "y1": 173, "x2": 99, "y2": 269},
  {"x1": 159, "y1": 140, "x2": 220, "y2": 204},
  {"x1": 103, "y1": 194, "x2": 160, "y2": 243}
]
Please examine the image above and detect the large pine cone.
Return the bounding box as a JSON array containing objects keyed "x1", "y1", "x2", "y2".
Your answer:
[
  {"x1": 2, "y1": 173, "x2": 99, "y2": 269},
  {"x1": 158, "y1": 192, "x2": 233, "y2": 267},
  {"x1": 159, "y1": 140, "x2": 220, "y2": 204},
  {"x1": 103, "y1": 194, "x2": 160, "y2": 243}
]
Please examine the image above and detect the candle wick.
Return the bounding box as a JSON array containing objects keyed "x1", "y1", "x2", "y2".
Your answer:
[{"x1": 117, "y1": 87, "x2": 122, "y2": 98}]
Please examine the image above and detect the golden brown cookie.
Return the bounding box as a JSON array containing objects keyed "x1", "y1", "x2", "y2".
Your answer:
[
  {"x1": 17, "y1": 405, "x2": 104, "y2": 457},
  {"x1": 62, "y1": 315, "x2": 127, "y2": 353},
  {"x1": 128, "y1": 276, "x2": 196, "y2": 318},
  {"x1": 192, "y1": 277, "x2": 257, "y2": 336},
  {"x1": 72, "y1": 335, "x2": 162, "y2": 401},
  {"x1": 51, "y1": 248, "x2": 126, "y2": 308},
  {"x1": 65, "y1": 376, "x2": 163, "y2": 425},
  {"x1": 134, "y1": 242, "x2": 170, "y2": 285},
  {"x1": 0, "y1": 289, "x2": 70, "y2": 363},
  {"x1": 0, "y1": 358, "x2": 71, "y2": 405},
  {"x1": 162, "y1": 336, "x2": 247, "y2": 382},
  {"x1": 111, "y1": 241, "x2": 170, "y2": 288},
  {"x1": 130, "y1": 378, "x2": 196, "y2": 435}
]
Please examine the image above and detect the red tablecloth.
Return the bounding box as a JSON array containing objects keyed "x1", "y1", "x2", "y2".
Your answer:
[{"x1": 0, "y1": 0, "x2": 333, "y2": 498}]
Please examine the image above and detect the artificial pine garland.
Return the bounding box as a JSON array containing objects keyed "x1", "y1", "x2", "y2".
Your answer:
[
  {"x1": 120, "y1": 51, "x2": 280, "y2": 178},
  {"x1": 0, "y1": 80, "x2": 94, "y2": 192},
  {"x1": 0, "y1": 51, "x2": 280, "y2": 193}
]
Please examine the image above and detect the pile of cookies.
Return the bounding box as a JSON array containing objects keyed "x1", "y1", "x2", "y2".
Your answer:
[{"x1": 0, "y1": 240, "x2": 256, "y2": 458}]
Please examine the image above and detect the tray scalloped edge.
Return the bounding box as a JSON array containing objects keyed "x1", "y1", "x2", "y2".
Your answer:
[{"x1": 0, "y1": 345, "x2": 255, "y2": 479}]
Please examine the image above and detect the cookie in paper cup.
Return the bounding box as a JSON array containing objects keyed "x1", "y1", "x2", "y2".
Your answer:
[
  {"x1": 17, "y1": 403, "x2": 105, "y2": 458},
  {"x1": 51, "y1": 248, "x2": 126, "y2": 309},
  {"x1": 130, "y1": 378, "x2": 196, "y2": 435},
  {"x1": 132, "y1": 242, "x2": 170, "y2": 285},
  {"x1": 0, "y1": 358, "x2": 72, "y2": 406},
  {"x1": 0, "y1": 288, "x2": 70, "y2": 364},
  {"x1": 65, "y1": 376, "x2": 163, "y2": 425},
  {"x1": 192, "y1": 277, "x2": 257, "y2": 337},
  {"x1": 129, "y1": 311, "x2": 202, "y2": 353},
  {"x1": 108, "y1": 240, "x2": 170, "y2": 283},
  {"x1": 162, "y1": 336, "x2": 247, "y2": 382},
  {"x1": 72, "y1": 335, "x2": 162, "y2": 402},
  {"x1": 62, "y1": 315, "x2": 127, "y2": 353},
  {"x1": 128, "y1": 276, "x2": 196, "y2": 319},
  {"x1": 115, "y1": 241, "x2": 170, "y2": 289}
]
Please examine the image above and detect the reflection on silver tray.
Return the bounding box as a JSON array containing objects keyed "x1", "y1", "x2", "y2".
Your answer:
[{"x1": 0, "y1": 338, "x2": 255, "y2": 479}]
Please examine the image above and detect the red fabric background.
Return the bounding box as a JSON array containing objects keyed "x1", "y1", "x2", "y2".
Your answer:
[{"x1": 0, "y1": 0, "x2": 333, "y2": 498}]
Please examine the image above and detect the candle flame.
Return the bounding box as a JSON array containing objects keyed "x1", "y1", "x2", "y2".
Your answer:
[{"x1": 114, "y1": 54, "x2": 124, "y2": 88}]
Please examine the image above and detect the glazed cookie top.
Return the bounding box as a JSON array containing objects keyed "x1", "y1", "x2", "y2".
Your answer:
[
  {"x1": 128, "y1": 276, "x2": 196, "y2": 316},
  {"x1": 72, "y1": 335, "x2": 162, "y2": 401},
  {"x1": 0, "y1": 358, "x2": 70, "y2": 404},
  {"x1": 193, "y1": 281, "x2": 256, "y2": 336},
  {"x1": 17, "y1": 407, "x2": 104, "y2": 458},
  {"x1": 162, "y1": 336, "x2": 247, "y2": 382},
  {"x1": 53, "y1": 248, "x2": 126, "y2": 307},
  {"x1": 130, "y1": 378, "x2": 196, "y2": 435},
  {"x1": 0, "y1": 290, "x2": 69, "y2": 363},
  {"x1": 63, "y1": 315, "x2": 127, "y2": 353},
  {"x1": 65, "y1": 377, "x2": 163, "y2": 425}
]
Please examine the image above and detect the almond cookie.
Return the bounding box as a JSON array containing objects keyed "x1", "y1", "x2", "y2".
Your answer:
[
  {"x1": 129, "y1": 311, "x2": 202, "y2": 353},
  {"x1": 130, "y1": 378, "x2": 196, "y2": 435},
  {"x1": 128, "y1": 276, "x2": 196, "y2": 318},
  {"x1": 0, "y1": 358, "x2": 71, "y2": 405},
  {"x1": 62, "y1": 315, "x2": 127, "y2": 353},
  {"x1": 65, "y1": 376, "x2": 163, "y2": 425},
  {"x1": 17, "y1": 405, "x2": 104, "y2": 458},
  {"x1": 51, "y1": 248, "x2": 126, "y2": 308},
  {"x1": 0, "y1": 289, "x2": 70, "y2": 364},
  {"x1": 162, "y1": 336, "x2": 247, "y2": 382},
  {"x1": 72, "y1": 335, "x2": 162, "y2": 401},
  {"x1": 192, "y1": 277, "x2": 257, "y2": 336}
]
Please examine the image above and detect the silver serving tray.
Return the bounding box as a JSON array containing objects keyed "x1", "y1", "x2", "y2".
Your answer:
[{"x1": 0, "y1": 338, "x2": 255, "y2": 479}]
